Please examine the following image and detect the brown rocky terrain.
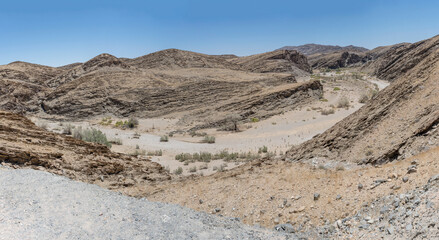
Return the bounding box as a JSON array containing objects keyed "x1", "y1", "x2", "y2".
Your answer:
[
  {"x1": 0, "y1": 111, "x2": 170, "y2": 191},
  {"x1": 0, "y1": 48, "x2": 319, "y2": 130},
  {"x1": 276, "y1": 44, "x2": 368, "y2": 56},
  {"x1": 229, "y1": 50, "x2": 312, "y2": 75},
  {"x1": 286, "y1": 35, "x2": 439, "y2": 164},
  {"x1": 308, "y1": 51, "x2": 366, "y2": 69}
]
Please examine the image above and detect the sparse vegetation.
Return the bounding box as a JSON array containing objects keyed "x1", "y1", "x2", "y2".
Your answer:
[
  {"x1": 251, "y1": 117, "x2": 260, "y2": 123},
  {"x1": 160, "y1": 135, "x2": 169, "y2": 142},
  {"x1": 72, "y1": 127, "x2": 111, "y2": 147},
  {"x1": 114, "y1": 117, "x2": 139, "y2": 129},
  {"x1": 99, "y1": 117, "x2": 113, "y2": 126},
  {"x1": 189, "y1": 166, "x2": 197, "y2": 173},
  {"x1": 321, "y1": 108, "x2": 335, "y2": 115},
  {"x1": 258, "y1": 146, "x2": 268, "y2": 153},
  {"x1": 337, "y1": 97, "x2": 350, "y2": 108},
  {"x1": 202, "y1": 135, "x2": 215, "y2": 144},
  {"x1": 333, "y1": 87, "x2": 341, "y2": 91},
  {"x1": 173, "y1": 167, "x2": 183, "y2": 175},
  {"x1": 147, "y1": 150, "x2": 163, "y2": 156}
]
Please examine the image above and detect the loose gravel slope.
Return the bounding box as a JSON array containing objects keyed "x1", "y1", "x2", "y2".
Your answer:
[{"x1": 0, "y1": 167, "x2": 289, "y2": 240}]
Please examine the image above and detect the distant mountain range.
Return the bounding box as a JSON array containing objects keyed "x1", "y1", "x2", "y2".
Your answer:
[{"x1": 276, "y1": 44, "x2": 369, "y2": 56}]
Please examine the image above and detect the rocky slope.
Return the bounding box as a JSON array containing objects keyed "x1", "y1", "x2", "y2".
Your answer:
[
  {"x1": 0, "y1": 111, "x2": 170, "y2": 191},
  {"x1": 277, "y1": 44, "x2": 368, "y2": 56},
  {"x1": 230, "y1": 50, "x2": 312, "y2": 75},
  {"x1": 285, "y1": 35, "x2": 439, "y2": 164},
  {"x1": 308, "y1": 51, "x2": 366, "y2": 69}
]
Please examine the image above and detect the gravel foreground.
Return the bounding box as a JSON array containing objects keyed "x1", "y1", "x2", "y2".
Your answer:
[{"x1": 0, "y1": 167, "x2": 289, "y2": 240}]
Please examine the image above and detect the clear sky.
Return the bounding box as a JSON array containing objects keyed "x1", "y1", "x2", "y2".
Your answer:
[{"x1": 1, "y1": 0, "x2": 438, "y2": 66}]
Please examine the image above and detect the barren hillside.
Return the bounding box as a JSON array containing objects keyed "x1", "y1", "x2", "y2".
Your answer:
[{"x1": 286, "y1": 35, "x2": 439, "y2": 164}]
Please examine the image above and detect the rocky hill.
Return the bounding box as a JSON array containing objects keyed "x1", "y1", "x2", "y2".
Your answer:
[
  {"x1": 277, "y1": 44, "x2": 368, "y2": 56},
  {"x1": 0, "y1": 111, "x2": 170, "y2": 191},
  {"x1": 124, "y1": 49, "x2": 242, "y2": 70},
  {"x1": 285, "y1": 35, "x2": 439, "y2": 164},
  {"x1": 0, "y1": 49, "x2": 319, "y2": 130},
  {"x1": 229, "y1": 50, "x2": 312, "y2": 75},
  {"x1": 308, "y1": 51, "x2": 366, "y2": 69}
]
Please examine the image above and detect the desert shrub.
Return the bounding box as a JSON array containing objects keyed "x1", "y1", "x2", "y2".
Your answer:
[
  {"x1": 333, "y1": 87, "x2": 341, "y2": 91},
  {"x1": 114, "y1": 117, "x2": 139, "y2": 129},
  {"x1": 160, "y1": 135, "x2": 169, "y2": 142},
  {"x1": 258, "y1": 146, "x2": 268, "y2": 153},
  {"x1": 251, "y1": 117, "x2": 260, "y2": 123},
  {"x1": 320, "y1": 98, "x2": 328, "y2": 102},
  {"x1": 175, "y1": 153, "x2": 192, "y2": 162},
  {"x1": 147, "y1": 150, "x2": 163, "y2": 156},
  {"x1": 130, "y1": 149, "x2": 146, "y2": 156},
  {"x1": 202, "y1": 136, "x2": 216, "y2": 144},
  {"x1": 99, "y1": 117, "x2": 113, "y2": 126},
  {"x1": 173, "y1": 167, "x2": 183, "y2": 175},
  {"x1": 321, "y1": 109, "x2": 335, "y2": 115},
  {"x1": 358, "y1": 94, "x2": 369, "y2": 103},
  {"x1": 72, "y1": 127, "x2": 111, "y2": 147},
  {"x1": 337, "y1": 97, "x2": 350, "y2": 108},
  {"x1": 189, "y1": 166, "x2": 197, "y2": 173},
  {"x1": 126, "y1": 117, "x2": 139, "y2": 128}
]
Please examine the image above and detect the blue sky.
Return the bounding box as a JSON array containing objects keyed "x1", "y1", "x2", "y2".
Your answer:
[{"x1": 1, "y1": 0, "x2": 438, "y2": 66}]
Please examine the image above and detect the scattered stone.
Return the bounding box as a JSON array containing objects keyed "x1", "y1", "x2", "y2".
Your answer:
[
  {"x1": 358, "y1": 183, "x2": 363, "y2": 190},
  {"x1": 291, "y1": 206, "x2": 306, "y2": 213},
  {"x1": 199, "y1": 199, "x2": 203, "y2": 204},
  {"x1": 336, "y1": 195, "x2": 342, "y2": 200},
  {"x1": 402, "y1": 176, "x2": 409, "y2": 183},
  {"x1": 407, "y1": 165, "x2": 417, "y2": 174},
  {"x1": 428, "y1": 174, "x2": 439, "y2": 183},
  {"x1": 291, "y1": 195, "x2": 301, "y2": 201},
  {"x1": 314, "y1": 193, "x2": 320, "y2": 201},
  {"x1": 273, "y1": 217, "x2": 280, "y2": 224},
  {"x1": 274, "y1": 223, "x2": 296, "y2": 233},
  {"x1": 213, "y1": 208, "x2": 221, "y2": 213},
  {"x1": 387, "y1": 226, "x2": 394, "y2": 235}
]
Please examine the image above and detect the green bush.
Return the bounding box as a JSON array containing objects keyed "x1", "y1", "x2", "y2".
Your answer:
[
  {"x1": 160, "y1": 135, "x2": 169, "y2": 142},
  {"x1": 258, "y1": 146, "x2": 268, "y2": 153},
  {"x1": 114, "y1": 117, "x2": 139, "y2": 129},
  {"x1": 72, "y1": 127, "x2": 111, "y2": 147},
  {"x1": 251, "y1": 117, "x2": 260, "y2": 123},
  {"x1": 333, "y1": 87, "x2": 341, "y2": 91}
]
